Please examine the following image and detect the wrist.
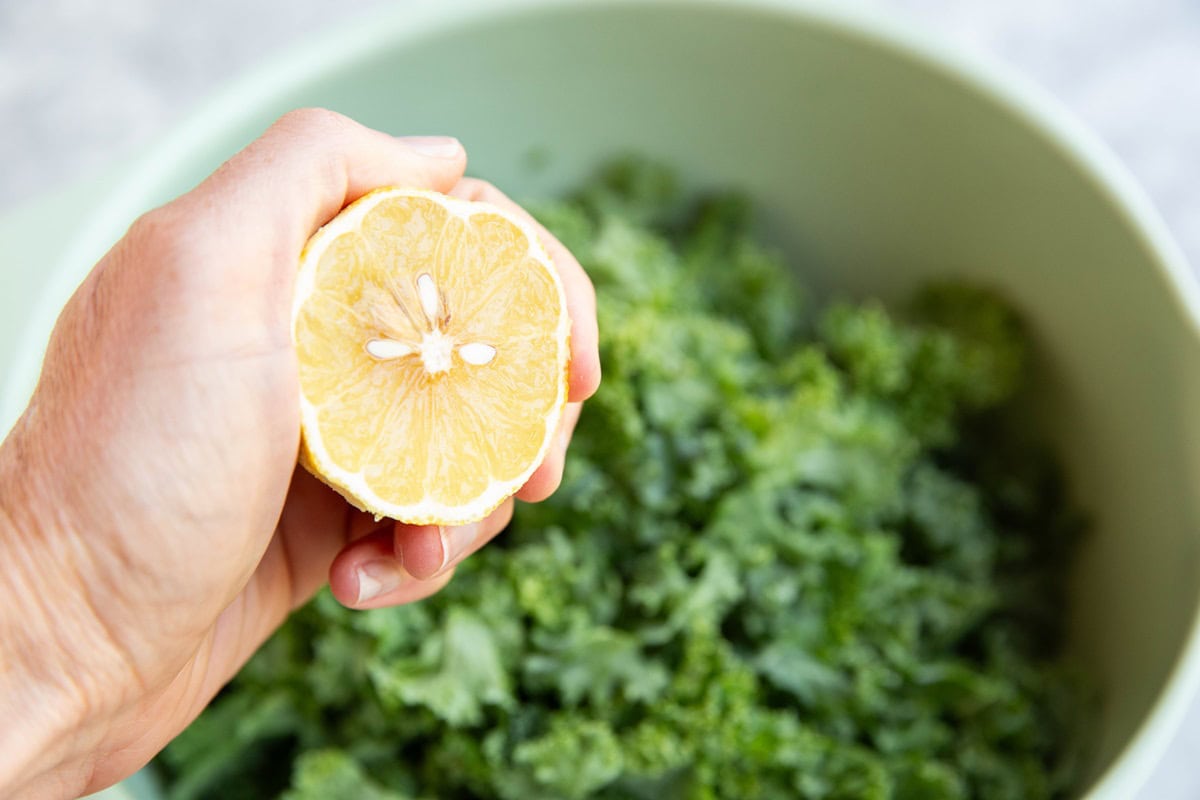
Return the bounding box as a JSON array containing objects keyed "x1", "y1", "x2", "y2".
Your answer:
[
  {"x1": 0, "y1": 426, "x2": 131, "y2": 799},
  {"x1": 0, "y1": 509, "x2": 76, "y2": 797}
]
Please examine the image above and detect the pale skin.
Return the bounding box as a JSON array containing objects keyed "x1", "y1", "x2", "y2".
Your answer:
[{"x1": 0, "y1": 109, "x2": 601, "y2": 799}]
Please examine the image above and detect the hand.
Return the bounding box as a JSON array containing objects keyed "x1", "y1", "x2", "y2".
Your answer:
[{"x1": 0, "y1": 109, "x2": 600, "y2": 799}]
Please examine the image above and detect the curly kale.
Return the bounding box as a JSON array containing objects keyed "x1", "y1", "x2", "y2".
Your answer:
[{"x1": 158, "y1": 159, "x2": 1090, "y2": 800}]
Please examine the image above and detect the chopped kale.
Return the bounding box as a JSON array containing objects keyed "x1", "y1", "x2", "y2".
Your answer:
[{"x1": 159, "y1": 158, "x2": 1089, "y2": 800}]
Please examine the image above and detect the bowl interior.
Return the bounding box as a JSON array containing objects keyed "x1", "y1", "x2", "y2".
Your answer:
[{"x1": 19, "y1": 1, "x2": 1200, "y2": 796}]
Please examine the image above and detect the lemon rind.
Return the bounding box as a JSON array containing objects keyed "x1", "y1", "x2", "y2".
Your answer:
[{"x1": 293, "y1": 187, "x2": 571, "y2": 526}]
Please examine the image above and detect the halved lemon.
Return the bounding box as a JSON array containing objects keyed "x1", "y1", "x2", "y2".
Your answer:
[{"x1": 292, "y1": 188, "x2": 570, "y2": 525}]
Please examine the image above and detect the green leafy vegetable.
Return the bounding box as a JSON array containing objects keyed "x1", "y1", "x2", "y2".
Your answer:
[{"x1": 159, "y1": 158, "x2": 1090, "y2": 799}]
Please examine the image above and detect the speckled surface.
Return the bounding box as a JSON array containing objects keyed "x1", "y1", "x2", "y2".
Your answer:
[{"x1": 3, "y1": 0, "x2": 1199, "y2": 796}]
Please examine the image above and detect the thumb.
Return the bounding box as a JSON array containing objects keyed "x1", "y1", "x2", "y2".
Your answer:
[
  {"x1": 155, "y1": 108, "x2": 468, "y2": 300},
  {"x1": 190, "y1": 108, "x2": 467, "y2": 241},
  {"x1": 123, "y1": 107, "x2": 468, "y2": 352}
]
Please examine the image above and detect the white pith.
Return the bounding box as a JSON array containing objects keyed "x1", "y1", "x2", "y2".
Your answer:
[{"x1": 418, "y1": 327, "x2": 454, "y2": 374}]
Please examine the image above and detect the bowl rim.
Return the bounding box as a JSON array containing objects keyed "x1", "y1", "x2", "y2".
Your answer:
[{"x1": 15, "y1": 1, "x2": 1200, "y2": 797}]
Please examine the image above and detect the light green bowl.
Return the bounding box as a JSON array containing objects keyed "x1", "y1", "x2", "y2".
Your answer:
[{"x1": 4, "y1": 1, "x2": 1198, "y2": 797}]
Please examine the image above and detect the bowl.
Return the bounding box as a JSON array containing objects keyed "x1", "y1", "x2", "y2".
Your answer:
[{"x1": 3, "y1": 1, "x2": 1198, "y2": 797}]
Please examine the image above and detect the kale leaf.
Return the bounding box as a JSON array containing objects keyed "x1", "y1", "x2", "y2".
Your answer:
[{"x1": 159, "y1": 158, "x2": 1089, "y2": 800}]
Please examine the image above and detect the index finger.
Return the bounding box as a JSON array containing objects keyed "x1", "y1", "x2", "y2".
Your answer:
[{"x1": 449, "y1": 177, "x2": 601, "y2": 403}]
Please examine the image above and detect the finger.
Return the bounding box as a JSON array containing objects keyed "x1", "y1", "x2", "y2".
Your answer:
[
  {"x1": 449, "y1": 177, "x2": 601, "y2": 402},
  {"x1": 328, "y1": 500, "x2": 514, "y2": 605},
  {"x1": 328, "y1": 528, "x2": 456, "y2": 609},
  {"x1": 150, "y1": 109, "x2": 468, "y2": 320},
  {"x1": 188, "y1": 109, "x2": 467, "y2": 245},
  {"x1": 391, "y1": 499, "x2": 515, "y2": 580},
  {"x1": 347, "y1": 506, "x2": 389, "y2": 543},
  {"x1": 242, "y1": 468, "x2": 387, "y2": 629},
  {"x1": 260, "y1": 467, "x2": 359, "y2": 612},
  {"x1": 516, "y1": 401, "x2": 584, "y2": 503}
]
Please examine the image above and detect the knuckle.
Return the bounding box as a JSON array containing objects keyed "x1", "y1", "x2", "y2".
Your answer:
[
  {"x1": 273, "y1": 107, "x2": 355, "y2": 141},
  {"x1": 278, "y1": 106, "x2": 345, "y2": 128},
  {"x1": 541, "y1": 455, "x2": 567, "y2": 495},
  {"x1": 579, "y1": 269, "x2": 598, "y2": 304},
  {"x1": 119, "y1": 204, "x2": 210, "y2": 305},
  {"x1": 125, "y1": 205, "x2": 191, "y2": 259},
  {"x1": 463, "y1": 178, "x2": 507, "y2": 205},
  {"x1": 492, "y1": 499, "x2": 516, "y2": 530},
  {"x1": 562, "y1": 258, "x2": 597, "y2": 312},
  {"x1": 454, "y1": 176, "x2": 486, "y2": 195},
  {"x1": 473, "y1": 179, "x2": 504, "y2": 200}
]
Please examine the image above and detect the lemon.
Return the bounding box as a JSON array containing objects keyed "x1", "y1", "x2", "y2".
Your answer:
[{"x1": 292, "y1": 188, "x2": 570, "y2": 525}]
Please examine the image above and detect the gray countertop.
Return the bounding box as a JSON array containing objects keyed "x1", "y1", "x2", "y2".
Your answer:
[{"x1": 3, "y1": 0, "x2": 1199, "y2": 797}]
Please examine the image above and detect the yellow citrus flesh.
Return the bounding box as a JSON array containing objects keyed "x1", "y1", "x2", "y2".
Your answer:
[{"x1": 292, "y1": 188, "x2": 570, "y2": 525}]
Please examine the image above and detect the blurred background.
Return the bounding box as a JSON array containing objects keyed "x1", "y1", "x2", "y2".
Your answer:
[
  {"x1": 2, "y1": 0, "x2": 1198, "y2": 797},
  {"x1": 2, "y1": 0, "x2": 1198, "y2": 271}
]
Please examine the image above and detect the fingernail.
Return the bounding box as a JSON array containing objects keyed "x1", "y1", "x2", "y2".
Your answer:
[
  {"x1": 397, "y1": 135, "x2": 462, "y2": 159},
  {"x1": 355, "y1": 559, "x2": 404, "y2": 604},
  {"x1": 439, "y1": 523, "x2": 480, "y2": 573}
]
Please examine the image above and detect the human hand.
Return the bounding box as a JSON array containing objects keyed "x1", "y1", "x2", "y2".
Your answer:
[{"x1": 0, "y1": 109, "x2": 600, "y2": 799}]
